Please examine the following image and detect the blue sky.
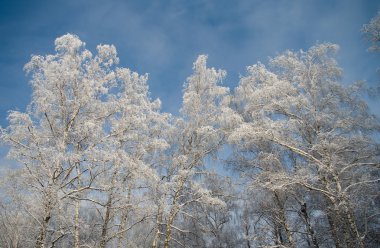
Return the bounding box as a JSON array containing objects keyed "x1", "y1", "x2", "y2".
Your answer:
[{"x1": 0, "y1": 0, "x2": 379, "y2": 128}]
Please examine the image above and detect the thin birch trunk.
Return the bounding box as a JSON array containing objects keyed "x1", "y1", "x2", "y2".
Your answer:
[
  {"x1": 73, "y1": 198, "x2": 80, "y2": 248},
  {"x1": 152, "y1": 206, "x2": 162, "y2": 248},
  {"x1": 73, "y1": 163, "x2": 81, "y2": 248},
  {"x1": 274, "y1": 192, "x2": 295, "y2": 248},
  {"x1": 300, "y1": 203, "x2": 319, "y2": 248},
  {"x1": 35, "y1": 188, "x2": 54, "y2": 248},
  {"x1": 99, "y1": 195, "x2": 112, "y2": 248},
  {"x1": 117, "y1": 185, "x2": 132, "y2": 248},
  {"x1": 35, "y1": 211, "x2": 51, "y2": 248}
]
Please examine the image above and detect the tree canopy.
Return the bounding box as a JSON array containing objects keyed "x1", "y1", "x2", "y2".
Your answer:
[{"x1": 0, "y1": 27, "x2": 379, "y2": 248}]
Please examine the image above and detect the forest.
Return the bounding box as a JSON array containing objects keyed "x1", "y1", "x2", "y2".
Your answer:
[{"x1": 0, "y1": 11, "x2": 379, "y2": 248}]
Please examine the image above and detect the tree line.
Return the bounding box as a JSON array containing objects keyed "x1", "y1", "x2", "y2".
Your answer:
[{"x1": 0, "y1": 12, "x2": 379, "y2": 248}]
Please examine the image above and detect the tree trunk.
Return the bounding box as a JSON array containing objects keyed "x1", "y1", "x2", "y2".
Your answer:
[
  {"x1": 163, "y1": 210, "x2": 176, "y2": 248},
  {"x1": 74, "y1": 198, "x2": 80, "y2": 248},
  {"x1": 301, "y1": 203, "x2": 319, "y2": 248},
  {"x1": 117, "y1": 185, "x2": 132, "y2": 248},
  {"x1": 35, "y1": 189, "x2": 54, "y2": 248},
  {"x1": 74, "y1": 164, "x2": 82, "y2": 248},
  {"x1": 35, "y1": 212, "x2": 51, "y2": 248},
  {"x1": 283, "y1": 220, "x2": 295, "y2": 248},
  {"x1": 274, "y1": 224, "x2": 283, "y2": 246},
  {"x1": 342, "y1": 201, "x2": 364, "y2": 248},
  {"x1": 99, "y1": 195, "x2": 112, "y2": 248},
  {"x1": 244, "y1": 220, "x2": 251, "y2": 248},
  {"x1": 273, "y1": 191, "x2": 295, "y2": 248},
  {"x1": 326, "y1": 204, "x2": 345, "y2": 248},
  {"x1": 152, "y1": 206, "x2": 163, "y2": 248},
  {"x1": 100, "y1": 165, "x2": 120, "y2": 248},
  {"x1": 163, "y1": 176, "x2": 187, "y2": 248},
  {"x1": 320, "y1": 174, "x2": 344, "y2": 248}
]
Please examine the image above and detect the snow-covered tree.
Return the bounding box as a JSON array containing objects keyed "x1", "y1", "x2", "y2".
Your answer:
[
  {"x1": 229, "y1": 43, "x2": 380, "y2": 248},
  {"x1": 1, "y1": 34, "x2": 169, "y2": 248},
  {"x1": 151, "y1": 55, "x2": 241, "y2": 248},
  {"x1": 0, "y1": 33, "x2": 379, "y2": 248}
]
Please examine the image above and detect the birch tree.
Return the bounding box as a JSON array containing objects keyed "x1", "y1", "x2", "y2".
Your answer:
[
  {"x1": 151, "y1": 55, "x2": 241, "y2": 248},
  {"x1": 0, "y1": 33, "x2": 379, "y2": 248},
  {"x1": 0, "y1": 34, "x2": 168, "y2": 248},
  {"x1": 230, "y1": 43, "x2": 380, "y2": 248}
]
